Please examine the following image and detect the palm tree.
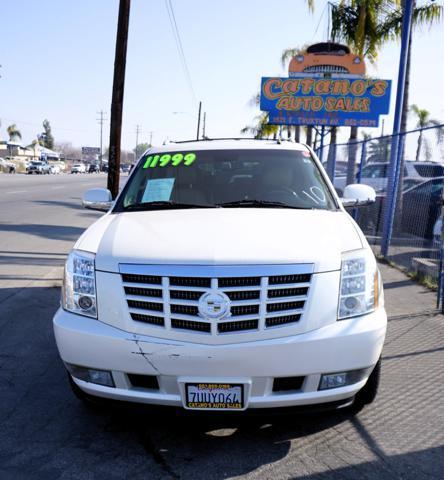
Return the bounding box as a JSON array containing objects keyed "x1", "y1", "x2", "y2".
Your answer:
[
  {"x1": 7, "y1": 124, "x2": 22, "y2": 142},
  {"x1": 241, "y1": 112, "x2": 279, "y2": 139},
  {"x1": 331, "y1": 0, "x2": 402, "y2": 186},
  {"x1": 280, "y1": 46, "x2": 310, "y2": 144},
  {"x1": 378, "y1": 2, "x2": 442, "y2": 203},
  {"x1": 332, "y1": 0, "x2": 442, "y2": 213},
  {"x1": 410, "y1": 104, "x2": 443, "y2": 161}
]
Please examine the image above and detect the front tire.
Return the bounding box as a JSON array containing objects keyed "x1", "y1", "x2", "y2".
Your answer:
[
  {"x1": 353, "y1": 359, "x2": 381, "y2": 410},
  {"x1": 67, "y1": 373, "x2": 109, "y2": 410}
]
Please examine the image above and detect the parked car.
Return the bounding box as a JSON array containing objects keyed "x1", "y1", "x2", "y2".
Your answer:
[
  {"x1": 26, "y1": 161, "x2": 51, "y2": 174},
  {"x1": 0, "y1": 158, "x2": 16, "y2": 173},
  {"x1": 71, "y1": 163, "x2": 86, "y2": 174},
  {"x1": 49, "y1": 164, "x2": 61, "y2": 174},
  {"x1": 334, "y1": 161, "x2": 444, "y2": 196},
  {"x1": 360, "y1": 176, "x2": 444, "y2": 239},
  {"x1": 54, "y1": 139, "x2": 386, "y2": 414},
  {"x1": 121, "y1": 164, "x2": 131, "y2": 173},
  {"x1": 88, "y1": 164, "x2": 100, "y2": 173}
]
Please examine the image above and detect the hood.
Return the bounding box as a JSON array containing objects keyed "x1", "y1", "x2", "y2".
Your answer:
[{"x1": 76, "y1": 209, "x2": 363, "y2": 273}]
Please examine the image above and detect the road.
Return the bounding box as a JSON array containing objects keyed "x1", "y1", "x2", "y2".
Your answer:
[{"x1": 0, "y1": 173, "x2": 443, "y2": 479}]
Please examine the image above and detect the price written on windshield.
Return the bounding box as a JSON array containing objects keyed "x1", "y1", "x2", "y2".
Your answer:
[{"x1": 143, "y1": 152, "x2": 196, "y2": 169}]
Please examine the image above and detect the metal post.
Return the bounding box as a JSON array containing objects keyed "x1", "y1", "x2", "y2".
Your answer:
[
  {"x1": 196, "y1": 101, "x2": 202, "y2": 140},
  {"x1": 357, "y1": 140, "x2": 367, "y2": 184},
  {"x1": 326, "y1": 142, "x2": 336, "y2": 182},
  {"x1": 353, "y1": 140, "x2": 367, "y2": 220},
  {"x1": 381, "y1": 0, "x2": 414, "y2": 256},
  {"x1": 318, "y1": 126, "x2": 325, "y2": 164}
]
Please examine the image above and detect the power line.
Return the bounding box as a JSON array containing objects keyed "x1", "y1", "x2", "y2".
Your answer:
[{"x1": 164, "y1": 0, "x2": 197, "y2": 105}]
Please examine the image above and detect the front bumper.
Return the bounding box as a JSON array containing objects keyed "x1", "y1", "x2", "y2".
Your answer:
[{"x1": 53, "y1": 308, "x2": 387, "y2": 409}]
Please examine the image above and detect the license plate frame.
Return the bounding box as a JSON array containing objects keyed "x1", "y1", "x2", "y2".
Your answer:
[{"x1": 185, "y1": 383, "x2": 244, "y2": 410}]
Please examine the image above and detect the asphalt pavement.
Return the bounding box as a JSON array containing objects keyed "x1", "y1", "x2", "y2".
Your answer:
[{"x1": 0, "y1": 172, "x2": 443, "y2": 480}]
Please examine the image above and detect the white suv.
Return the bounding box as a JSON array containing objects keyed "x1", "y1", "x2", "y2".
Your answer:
[
  {"x1": 53, "y1": 139, "x2": 386, "y2": 413},
  {"x1": 334, "y1": 161, "x2": 444, "y2": 195}
]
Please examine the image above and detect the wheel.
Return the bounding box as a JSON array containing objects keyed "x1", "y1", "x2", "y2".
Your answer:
[
  {"x1": 67, "y1": 372, "x2": 110, "y2": 410},
  {"x1": 353, "y1": 358, "x2": 381, "y2": 410}
]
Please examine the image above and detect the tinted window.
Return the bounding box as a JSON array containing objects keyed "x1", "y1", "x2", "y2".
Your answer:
[
  {"x1": 116, "y1": 149, "x2": 337, "y2": 211},
  {"x1": 414, "y1": 164, "x2": 444, "y2": 177}
]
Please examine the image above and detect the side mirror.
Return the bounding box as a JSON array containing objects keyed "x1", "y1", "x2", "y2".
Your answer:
[
  {"x1": 341, "y1": 184, "x2": 376, "y2": 208},
  {"x1": 82, "y1": 188, "x2": 113, "y2": 211}
]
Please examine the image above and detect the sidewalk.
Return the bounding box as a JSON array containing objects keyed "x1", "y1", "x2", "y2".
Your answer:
[{"x1": 379, "y1": 261, "x2": 438, "y2": 317}]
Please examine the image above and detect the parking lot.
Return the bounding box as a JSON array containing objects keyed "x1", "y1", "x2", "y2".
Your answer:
[{"x1": 0, "y1": 173, "x2": 443, "y2": 479}]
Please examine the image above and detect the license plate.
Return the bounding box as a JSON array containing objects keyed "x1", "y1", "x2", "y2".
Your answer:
[{"x1": 185, "y1": 383, "x2": 244, "y2": 410}]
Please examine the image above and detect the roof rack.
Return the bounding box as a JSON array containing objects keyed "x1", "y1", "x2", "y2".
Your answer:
[{"x1": 171, "y1": 137, "x2": 295, "y2": 144}]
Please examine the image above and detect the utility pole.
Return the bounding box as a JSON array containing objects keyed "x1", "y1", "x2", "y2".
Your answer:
[
  {"x1": 108, "y1": 0, "x2": 131, "y2": 199},
  {"x1": 148, "y1": 130, "x2": 153, "y2": 147},
  {"x1": 202, "y1": 112, "x2": 206, "y2": 139},
  {"x1": 97, "y1": 110, "x2": 107, "y2": 168},
  {"x1": 196, "y1": 101, "x2": 202, "y2": 140},
  {"x1": 381, "y1": 0, "x2": 414, "y2": 256},
  {"x1": 135, "y1": 124, "x2": 141, "y2": 160}
]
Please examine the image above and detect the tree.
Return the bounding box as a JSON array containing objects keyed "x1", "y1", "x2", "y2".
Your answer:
[
  {"x1": 280, "y1": 46, "x2": 309, "y2": 144},
  {"x1": 381, "y1": 2, "x2": 442, "y2": 202},
  {"x1": 410, "y1": 104, "x2": 443, "y2": 161},
  {"x1": 133, "y1": 142, "x2": 151, "y2": 157},
  {"x1": 40, "y1": 119, "x2": 54, "y2": 150},
  {"x1": 241, "y1": 112, "x2": 279, "y2": 139},
  {"x1": 331, "y1": 0, "x2": 402, "y2": 186},
  {"x1": 7, "y1": 124, "x2": 21, "y2": 142}
]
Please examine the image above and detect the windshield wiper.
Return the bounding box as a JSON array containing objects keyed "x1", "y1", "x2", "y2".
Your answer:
[
  {"x1": 123, "y1": 201, "x2": 217, "y2": 211},
  {"x1": 218, "y1": 199, "x2": 313, "y2": 209}
]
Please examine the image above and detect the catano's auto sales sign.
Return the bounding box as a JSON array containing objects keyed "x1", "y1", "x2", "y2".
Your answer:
[{"x1": 260, "y1": 76, "x2": 391, "y2": 128}]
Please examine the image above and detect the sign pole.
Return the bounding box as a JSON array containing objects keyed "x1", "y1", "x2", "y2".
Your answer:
[{"x1": 381, "y1": 0, "x2": 414, "y2": 257}]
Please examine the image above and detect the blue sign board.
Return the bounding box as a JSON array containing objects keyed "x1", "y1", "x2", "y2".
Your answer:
[{"x1": 260, "y1": 76, "x2": 391, "y2": 128}]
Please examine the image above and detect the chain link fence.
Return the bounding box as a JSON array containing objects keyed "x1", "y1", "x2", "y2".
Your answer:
[{"x1": 316, "y1": 124, "x2": 444, "y2": 306}]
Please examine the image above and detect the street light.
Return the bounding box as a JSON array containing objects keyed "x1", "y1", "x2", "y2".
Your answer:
[{"x1": 173, "y1": 101, "x2": 202, "y2": 140}]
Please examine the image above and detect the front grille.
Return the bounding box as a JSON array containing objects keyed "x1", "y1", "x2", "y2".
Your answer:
[
  {"x1": 125, "y1": 286, "x2": 163, "y2": 298},
  {"x1": 266, "y1": 301, "x2": 304, "y2": 313},
  {"x1": 127, "y1": 300, "x2": 163, "y2": 312},
  {"x1": 171, "y1": 318, "x2": 211, "y2": 332},
  {"x1": 231, "y1": 304, "x2": 260, "y2": 316},
  {"x1": 122, "y1": 274, "x2": 162, "y2": 285},
  {"x1": 266, "y1": 314, "x2": 301, "y2": 327},
  {"x1": 170, "y1": 304, "x2": 199, "y2": 316},
  {"x1": 218, "y1": 319, "x2": 258, "y2": 333},
  {"x1": 170, "y1": 290, "x2": 203, "y2": 301},
  {"x1": 269, "y1": 274, "x2": 311, "y2": 285},
  {"x1": 170, "y1": 277, "x2": 211, "y2": 288},
  {"x1": 130, "y1": 313, "x2": 164, "y2": 326},
  {"x1": 219, "y1": 277, "x2": 261, "y2": 288},
  {"x1": 122, "y1": 265, "x2": 312, "y2": 336}
]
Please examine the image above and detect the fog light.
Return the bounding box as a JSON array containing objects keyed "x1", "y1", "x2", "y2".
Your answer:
[
  {"x1": 319, "y1": 368, "x2": 371, "y2": 390},
  {"x1": 78, "y1": 295, "x2": 93, "y2": 310},
  {"x1": 66, "y1": 363, "x2": 115, "y2": 387}
]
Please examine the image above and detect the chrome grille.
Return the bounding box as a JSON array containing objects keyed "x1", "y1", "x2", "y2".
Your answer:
[{"x1": 120, "y1": 264, "x2": 313, "y2": 336}]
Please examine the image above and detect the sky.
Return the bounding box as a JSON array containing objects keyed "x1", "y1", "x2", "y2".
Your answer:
[{"x1": 0, "y1": 0, "x2": 444, "y2": 153}]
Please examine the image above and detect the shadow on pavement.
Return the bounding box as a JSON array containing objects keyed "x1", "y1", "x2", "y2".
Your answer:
[
  {"x1": 1, "y1": 284, "x2": 443, "y2": 480},
  {"x1": 0, "y1": 224, "x2": 86, "y2": 241}
]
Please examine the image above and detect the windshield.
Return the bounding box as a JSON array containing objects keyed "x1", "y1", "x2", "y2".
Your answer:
[{"x1": 114, "y1": 148, "x2": 337, "y2": 212}]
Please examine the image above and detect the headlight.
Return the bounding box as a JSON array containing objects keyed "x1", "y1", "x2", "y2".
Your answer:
[
  {"x1": 62, "y1": 250, "x2": 97, "y2": 318},
  {"x1": 338, "y1": 249, "x2": 381, "y2": 320}
]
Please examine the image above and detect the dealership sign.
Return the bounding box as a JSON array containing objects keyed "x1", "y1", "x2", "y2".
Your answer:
[
  {"x1": 260, "y1": 76, "x2": 391, "y2": 128},
  {"x1": 82, "y1": 146, "x2": 101, "y2": 155}
]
